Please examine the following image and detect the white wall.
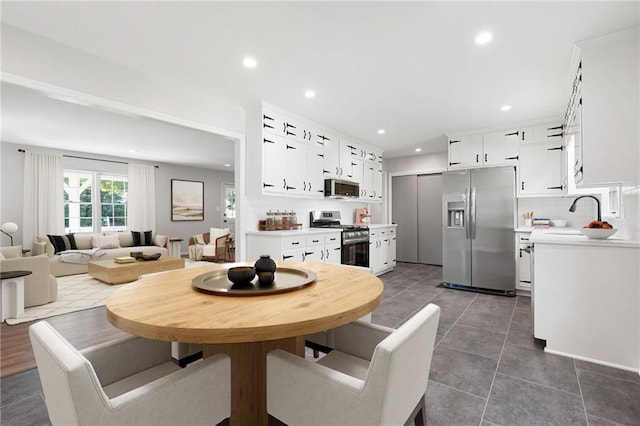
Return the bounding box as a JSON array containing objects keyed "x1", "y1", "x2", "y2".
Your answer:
[
  {"x1": 384, "y1": 151, "x2": 447, "y2": 175},
  {"x1": 0, "y1": 142, "x2": 233, "y2": 252}
]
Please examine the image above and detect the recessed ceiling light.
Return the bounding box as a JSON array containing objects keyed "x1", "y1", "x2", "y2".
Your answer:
[
  {"x1": 224, "y1": 163, "x2": 232, "y2": 167},
  {"x1": 304, "y1": 90, "x2": 316, "y2": 98},
  {"x1": 501, "y1": 105, "x2": 512, "y2": 111},
  {"x1": 475, "y1": 31, "x2": 493, "y2": 45},
  {"x1": 128, "y1": 149, "x2": 137, "y2": 153},
  {"x1": 243, "y1": 57, "x2": 257, "y2": 68},
  {"x1": 415, "y1": 148, "x2": 422, "y2": 153},
  {"x1": 377, "y1": 129, "x2": 386, "y2": 135}
]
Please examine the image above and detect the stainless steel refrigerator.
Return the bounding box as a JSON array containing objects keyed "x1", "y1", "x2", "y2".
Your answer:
[{"x1": 442, "y1": 166, "x2": 516, "y2": 294}]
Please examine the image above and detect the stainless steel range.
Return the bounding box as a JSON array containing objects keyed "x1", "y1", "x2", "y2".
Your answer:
[{"x1": 309, "y1": 211, "x2": 370, "y2": 267}]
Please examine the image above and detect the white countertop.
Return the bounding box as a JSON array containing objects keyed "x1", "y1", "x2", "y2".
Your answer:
[
  {"x1": 530, "y1": 228, "x2": 640, "y2": 248},
  {"x1": 246, "y1": 228, "x2": 342, "y2": 237},
  {"x1": 367, "y1": 223, "x2": 397, "y2": 229}
]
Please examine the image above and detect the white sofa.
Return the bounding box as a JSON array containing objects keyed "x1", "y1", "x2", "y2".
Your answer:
[{"x1": 33, "y1": 232, "x2": 170, "y2": 277}]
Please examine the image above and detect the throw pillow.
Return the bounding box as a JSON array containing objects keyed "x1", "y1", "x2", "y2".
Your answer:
[
  {"x1": 131, "y1": 230, "x2": 154, "y2": 246},
  {"x1": 48, "y1": 234, "x2": 78, "y2": 254},
  {"x1": 209, "y1": 228, "x2": 230, "y2": 247},
  {"x1": 91, "y1": 234, "x2": 120, "y2": 249},
  {"x1": 153, "y1": 235, "x2": 168, "y2": 248},
  {"x1": 0, "y1": 251, "x2": 4, "y2": 260}
]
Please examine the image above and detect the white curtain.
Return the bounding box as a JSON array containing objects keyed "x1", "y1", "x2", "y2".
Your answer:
[
  {"x1": 23, "y1": 152, "x2": 64, "y2": 249},
  {"x1": 127, "y1": 163, "x2": 156, "y2": 231}
]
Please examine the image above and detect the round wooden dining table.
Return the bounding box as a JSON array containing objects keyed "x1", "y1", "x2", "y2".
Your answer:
[{"x1": 106, "y1": 261, "x2": 383, "y2": 426}]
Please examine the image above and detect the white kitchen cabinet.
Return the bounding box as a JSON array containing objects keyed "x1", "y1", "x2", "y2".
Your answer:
[
  {"x1": 361, "y1": 163, "x2": 375, "y2": 200},
  {"x1": 520, "y1": 123, "x2": 565, "y2": 144},
  {"x1": 482, "y1": 129, "x2": 520, "y2": 166},
  {"x1": 448, "y1": 134, "x2": 482, "y2": 169},
  {"x1": 369, "y1": 226, "x2": 396, "y2": 275},
  {"x1": 373, "y1": 164, "x2": 383, "y2": 202},
  {"x1": 248, "y1": 102, "x2": 384, "y2": 199},
  {"x1": 518, "y1": 142, "x2": 566, "y2": 197},
  {"x1": 246, "y1": 231, "x2": 342, "y2": 264},
  {"x1": 262, "y1": 134, "x2": 287, "y2": 194},
  {"x1": 515, "y1": 232, "x2": 532, "y2": 292},
  {"x1": 574, "y1": 27, "x2": 639, "y2": 186},
  {"x1": 532, "y1": 235, "x2": 639, "y2": 371}
]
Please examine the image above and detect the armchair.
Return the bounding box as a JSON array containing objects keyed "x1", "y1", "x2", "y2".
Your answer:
[
  {"x1": 267, "y1": 303, "x2": 440, "y2": 426},
  {"x1": 188, "y1": 228, "x2": 230, "y2": 262},
  {"x1": 30, "y1": 321, "x2": 230, "y2": 426},
  {"x1": 0, "y1": 246, "x2": 57, "y2": 307}
]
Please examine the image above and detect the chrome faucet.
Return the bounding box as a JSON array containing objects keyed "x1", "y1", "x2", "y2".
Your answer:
[{"x1": 568, "y1": 195, "x2": 601, "y2": 222}]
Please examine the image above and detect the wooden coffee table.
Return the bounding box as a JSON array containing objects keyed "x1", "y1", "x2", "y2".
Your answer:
[{"x1": 88, "y1": 257, "x2": 185, "y2": 284}]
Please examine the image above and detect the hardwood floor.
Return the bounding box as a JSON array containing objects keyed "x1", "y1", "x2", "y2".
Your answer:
[{"x1": 1, "y1": 306, "x2": 129, "y2": 378}]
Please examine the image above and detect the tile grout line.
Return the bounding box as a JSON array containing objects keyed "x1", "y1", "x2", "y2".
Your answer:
[
  {"x1": 575, "y1": 358, "x2": 591, "y2": 426},
  {"x1": 427, "y1": 379, "x2": 489, "y2": 401},
  {"x1": 478, "y1": 296, "x2": 518, "y2": 425},
  {"x1": 433, "y1": 293, "x2": 478, "y2": 350},
  {"x1": 497, "y1": 371, "x2": 581, "y2": 397}
]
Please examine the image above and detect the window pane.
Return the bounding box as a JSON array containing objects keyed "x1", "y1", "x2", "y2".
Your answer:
[{"x1": 80, "y1": 187, "x2": 92, "y2": 202}]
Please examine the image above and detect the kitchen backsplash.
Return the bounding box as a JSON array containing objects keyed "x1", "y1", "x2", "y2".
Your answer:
[{"x1": 517, "y1": 197, "x2": 597, "y2": 228}]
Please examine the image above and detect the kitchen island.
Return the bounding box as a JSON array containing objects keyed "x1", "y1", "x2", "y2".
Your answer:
[{"x1": 531, "y1": 228, "x2": 639, "y2": 374}]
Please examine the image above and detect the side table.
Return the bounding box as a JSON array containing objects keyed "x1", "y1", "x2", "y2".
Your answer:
[
  {"x1": 1, "y1": 270, "x2": 32, "y2": 321},
  {"x1": 168, "y1": 238, "x2": 184, "y2": 258}
]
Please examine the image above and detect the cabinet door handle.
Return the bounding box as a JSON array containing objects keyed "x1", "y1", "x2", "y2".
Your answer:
[
  {"x1": 303, "y1": 182, "x2": 307, "y2": 191},
  {"x1": 283, "y1": 255, "x2": 294, "y2": 260},
  {"x1": 547, "y1": 146, "x2": 564, "y2": 151},
  {"x1": 521, "y1": 131, "x2": 525, "y2": 141},
  {"x1": 323, "y1": 169, "x2": 330, "y2": 174},
  {"x1": 505, "y1": 156, "x2": 519, "y2": 160},
  {"x1": 312, "y1": 239, "x2": 319, "y2": 243},
  {"x1": 476, "y1": 154, "x2": 479, "y2": 163},
  {"x1": 505, "y1": 131, "x2": 519, "y2": 136},
  {"x1": 548, "y1": 133, "x2": 563, "y2": 138},
  {"x1": 548, "y1": 125, "x2": 563, "y2": 131},
  {"x1": 285, "y1": 122, "x2": 297, "y2": 130},
  {"x1": 449, "y1": 140, "x2": 461, "y2": 144},
  {"x1": 484, "y1": 153, "x2": 488, "y2": 162},
  {"x1": 329, "y1": 237, "x2": 336, "y2": 241},
  {"x1": 283, "y1": 179, "x2": 287, "y2": 189},
  {"x1": 547, "y1": 185, "x2": 564, "y2": 190},
  {"x1": 339, "y1": 167, "x2": 343, "y2": 176},
  {"x1": 352, "y1": 162, "x2": 357, "y2": 166},
  {"x1": 317, "y1": 153, "x2": 324, "y2": 158},
  {"x1": 320, "y1": 250, "x2": 324, "y2": 260},
  {"x1": 521, "y1": 181, "x2": 525, "y2": 191},
  {"x1": 291, "y1": 241, "x2": 300, "y2": 245},
  {"x1": 286, "y1": 144, "x2": 296, "y2": 150},
  {"x1": 304, "y1": 251, "x2": 314, "y2": 256},
  {"x1": 263, "y1": 183, "x2": 274, "y2": 188},
  {"x1": 263, "y1": 123, "x2": 274, "y2": 129},
  {"x1": 449, "y1": 162, "x2": 461, "y2": 166},
  {"x1": 263, "y1": 114, "x2": 274, "y2": 121},
  {"x1": 308, "y1": 182, "x2": 312, "y2": 192},
  {"x1": 263, "y1": 138, "x2": 275, "y2": 144}
]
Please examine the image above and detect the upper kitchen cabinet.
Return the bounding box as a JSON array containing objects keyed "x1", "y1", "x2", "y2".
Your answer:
[
  {"x1": 447, "y1": 134, "x2": 482, "y2": 169},
  {"x1": 520, "y1": 123, "x2": 564, "y2": 144},
  {"x1": 482, "y1": 129, "x2": 521, "y2": 166},
  {"x1": 247, "y1": 102, "x2": 384, "y2": 201},
  {"x1": 518, "y1": 142, "x2": 566, "y2": 197},
  {"x1": 572, "y1": 26, "x2": 639, "y2": 187}
]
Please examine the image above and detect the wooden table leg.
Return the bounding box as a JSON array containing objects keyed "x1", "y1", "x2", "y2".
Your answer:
[{"x1": 204, "y1": 336, "x2": 304, "y2": 426}]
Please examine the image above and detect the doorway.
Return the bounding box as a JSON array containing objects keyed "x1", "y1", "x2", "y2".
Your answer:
[
  {"x1": 391, "y1": 173, "x2": 443, "y2": 265},
  {"x1": 222, "y1": 182, "x2": 236, "y2": 238}
]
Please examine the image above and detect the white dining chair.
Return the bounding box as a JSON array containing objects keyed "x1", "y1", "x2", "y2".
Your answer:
[
  {"x1": 267, "y1": 303, "x2": 440, "y2": 426},
  {"x1": 29, "y1": 321, "x2": 230, "y2": 426}
]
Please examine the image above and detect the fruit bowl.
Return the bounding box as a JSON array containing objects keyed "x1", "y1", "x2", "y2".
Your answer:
[{"x1": 580, "y1": 228, "x2": 617, "y2": 239}]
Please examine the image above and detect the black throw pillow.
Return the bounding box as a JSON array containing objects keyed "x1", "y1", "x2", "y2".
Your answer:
[
  {"x1": 131, "y1": 230, "x2": 154, "y2": 246},
  {"x1": 48, "y1": 233, "x2": 78, "y2": 254}
]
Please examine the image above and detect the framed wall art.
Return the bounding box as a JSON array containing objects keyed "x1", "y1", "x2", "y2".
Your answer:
[{"x1": 171, "y1": 179, "x2": 204, "y2": 221}]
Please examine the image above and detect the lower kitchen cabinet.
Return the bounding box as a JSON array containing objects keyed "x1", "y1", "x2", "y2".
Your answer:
[
  {"x1": 369, "y1": 225, "x2": 397, "y2": 275},
  {"x1": 515, "y1": 231, "x2": 532, "y2": 292},
  {"x1": 246, "y1": 231, "x2": 341, "y2": 264}
]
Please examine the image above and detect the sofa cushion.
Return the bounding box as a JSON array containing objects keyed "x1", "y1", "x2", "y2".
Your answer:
[
  {"x1": 73, "y1": 233, "x2": 101, "y2": 250},
  {"x1": 112, "y1": 232, "x2": 134, "y2": 248},
  {"x1": 91, "y1": 234, "x2": 120, "y2": 249},
  {"x1": 47, "y1": 234, "x2": 77, "y2": 254},
  {"x1": 131, "y1": 231, "x2": 154, "y2": 246}
]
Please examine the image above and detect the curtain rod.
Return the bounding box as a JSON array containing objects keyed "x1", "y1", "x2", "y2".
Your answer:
[{"x1": 17, "y1": 149, "x2": 159, "y2": 168}]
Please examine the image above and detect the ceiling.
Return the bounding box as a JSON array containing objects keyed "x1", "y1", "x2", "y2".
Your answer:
[
  {"x1": 1, "y1": 1, "x2": 638, "y2": 161},
  {"x1": 1, "y1": 83, "x2": 236, "y2": 171}
]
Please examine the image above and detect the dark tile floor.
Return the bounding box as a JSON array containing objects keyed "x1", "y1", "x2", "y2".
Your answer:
[
  {"x1": 2, "y1": 262, "x2": 639, "y2": 426},
  {"x1": 374, "y1": 262, "x2": 640, "y2": 426}
]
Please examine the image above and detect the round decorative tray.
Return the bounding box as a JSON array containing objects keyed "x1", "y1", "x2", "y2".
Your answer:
[{"x1": 192, "y1": 267, "x2": 317, "y2": 296}]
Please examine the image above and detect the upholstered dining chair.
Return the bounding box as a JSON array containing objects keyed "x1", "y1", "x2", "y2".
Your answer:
[
  {"x1": 188, "y1": 227, "x2": 230, "y2": 262},
  {"x1": 29, "y1": 321, "x2": 230, "y2": 426},
  {"x1": 267, "y1": 303, "x2": 440, "y2": 426}
]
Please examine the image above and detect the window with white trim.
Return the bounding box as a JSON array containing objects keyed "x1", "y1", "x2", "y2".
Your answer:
[{"x1": 64, "y1": 170, "x2": 128, "y2": 233}]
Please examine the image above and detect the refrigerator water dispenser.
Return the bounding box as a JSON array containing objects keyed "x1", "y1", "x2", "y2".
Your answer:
[{"x1": 447, "y1": 201, "x2": 465, "y2": 228}]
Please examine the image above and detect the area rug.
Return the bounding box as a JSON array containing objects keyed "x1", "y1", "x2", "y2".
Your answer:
[{"x1": 4, "y1": 260, "x2": 212, "y2": 325}]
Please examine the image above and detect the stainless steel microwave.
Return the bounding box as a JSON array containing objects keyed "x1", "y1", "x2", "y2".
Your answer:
[{"x1": 324, "y1": 179, "x2": 359, "y2": 198}]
